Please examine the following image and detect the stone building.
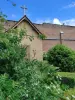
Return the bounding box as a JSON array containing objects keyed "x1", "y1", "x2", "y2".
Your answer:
[
  {"x1": 4, "y1": 15, "x2": 43, "y2": 60},
  {"x1": 4, "y1": 15, "x2": 75, "y2": 56}
]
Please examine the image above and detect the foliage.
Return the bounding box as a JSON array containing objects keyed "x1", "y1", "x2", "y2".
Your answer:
[
  {"x1": 0, "y1": 11, "x2": 7, "y2": 33},
  {"x1": 0, "y1": 59, "x2": 64, "y2": 100},
  {"x1": 58, "y1": 72, "x2": 75, "y2": 79},
  {"x1": 38, "y1": 33, "x2": 46, "y2": 40},
  {"x1": 0, "y1": 74, "x2": 23, "y2": 100},
  {"x1": 0, "y1": 11, "x2": 46, "y2": 78},
  {"x1": 6, "y1": 0, "x2": 16, "y2": 6},
  {"x1": 14, "y1": 60, "x2": 64, "y2": 100},
  {"x1": 43, "y1": 52, "x2": 48, "y2": 60},
  {"x1": 0, "y1": 12, "x2": 65, "y2": 100},
  {"x1": 58, "y1": 72, "x2": 75, "y2": 89},
  {"x1": 58, "y1": 72, "x2": 75, "y2": 100},
  {"x1": 64, "y1": 88, "x2": 75, "y2": 100},
  {"x1": 47, "y1": 44, "x2": 75, "y2": 72},
  {"x1": 0, "y1": 29, "x2": 27, "y2": 77},
  {"x1": 0, "y1": 11, "x2": 34, "y2": 77}
]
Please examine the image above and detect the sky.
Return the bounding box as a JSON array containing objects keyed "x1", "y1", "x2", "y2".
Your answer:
[{"x1": 1, "y1": 0, "x2": 75, "y2": 26}]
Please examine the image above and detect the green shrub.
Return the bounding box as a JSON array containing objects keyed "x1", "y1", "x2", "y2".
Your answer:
[
  {"x1": 0, "y1": 74, "x2": 23, "y2": 100},
  {"x1": 0, "y1": 30, "x2": 27, "y2": 77},
  {"x1": 14, "y1": 59, "x2": 64, "y2": 100},
  {"x1": 43, "y1": 52, "x2": 48, "y2": 60},
  {"x1": 47, "y1": 44, "x2": 75, "y2": 72}
]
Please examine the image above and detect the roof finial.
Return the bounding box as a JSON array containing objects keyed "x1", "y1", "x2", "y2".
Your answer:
[{"x1": 21, "y1": 5, "x2": 27, "y2": 15}]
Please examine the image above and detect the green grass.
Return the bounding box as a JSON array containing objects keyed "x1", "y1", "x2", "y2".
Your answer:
[
  {"x1": 64, "y1": 88, "x2": 75, "y2": 97},
  {"x1": 58, "y1": 72, "x2": 75, "y2": 80},
  {"x1": 58, "y1": 72, "x2": 75, "y2": 99}
]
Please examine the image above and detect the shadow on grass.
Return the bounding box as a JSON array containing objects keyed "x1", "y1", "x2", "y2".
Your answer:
[{"x1": 61, "y1": 77, "x2": 75, "y2": 88}]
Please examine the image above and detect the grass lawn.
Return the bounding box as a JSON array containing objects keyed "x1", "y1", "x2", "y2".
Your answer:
[
  {"x1": 58, "y1": 72, "x2": 75, "y2": 99},
  {"x1": 64, "y1": 88, "x2": 75, "y2": 99},
  {"x1": 58, "y1": 72, "x2": 75, "y2": 80}
]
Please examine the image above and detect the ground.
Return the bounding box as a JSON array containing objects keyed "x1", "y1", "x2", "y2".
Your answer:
[{"x1": 58, "y1": 72, "x2": 75, "y2": 99}]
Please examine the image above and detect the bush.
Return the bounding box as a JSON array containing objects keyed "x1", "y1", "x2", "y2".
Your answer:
[
  {"x1": 47, "y1": 44, "x2": 75, "y2": 72},
  {"x1": 0, "y1": 74, "x2": 23, "y2": 100},
  {"x1": 43, "y1": 52, "x2": 48, "y2": 60},
  {"x1": 0, "y1": 30, "x2": 27, "y2": 77},
  {"x1": 14, "y1": 59, "x2": 64, "y2": 100},
  {"x1": 0, "y1": 60, "x2": 64, "y2": 100}
]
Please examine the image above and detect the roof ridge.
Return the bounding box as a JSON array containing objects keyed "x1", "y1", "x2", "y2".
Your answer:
[
  {"x1": 34, "y1": 23, "x2": 75, "y2": 28},
  {"x1": 7, "y1": 20, "x2": 18, "y2": 22},
  {"x1": 6, "y1": 18, "x2": 75, "y2": 28},
  {"x1": 7, "y1": 15, "x2": 42, "y2": 34}
]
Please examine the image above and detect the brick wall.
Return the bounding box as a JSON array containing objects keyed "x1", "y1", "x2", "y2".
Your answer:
[
  {"x1": 43, "y1": 39, "x2": 75, "y2": 52},
  {"x1": 34, "y1": 23, "x2": 75, "y2": 52}
]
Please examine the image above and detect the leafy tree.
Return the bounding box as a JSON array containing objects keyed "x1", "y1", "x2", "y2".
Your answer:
[
  {"x1": 47, "y1": 44, "x2": 75, "y2": 72},
  {"x1": 0, "y1": 12, "x2": 65, "y2": 100},
  {"x1": 0, "y1": 11, "x2": 37, "y2": 77},
  {"x1": 6, "y1": 0, "x2": 16, "y2": 6},
  {"x1": 0, "y1": 30, "x2": 27, "y2": 77},
  {"x1": 0, "y1": 11, "x2": 27, "y2": 77}
]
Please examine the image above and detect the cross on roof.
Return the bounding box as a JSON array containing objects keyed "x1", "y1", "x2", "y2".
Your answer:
[{"x1": 21, "y1": 5, "x2": 27, "y2": 15}]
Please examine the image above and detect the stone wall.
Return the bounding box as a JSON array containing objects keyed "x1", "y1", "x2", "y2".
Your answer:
[{"x1": 17, "y1": 21, "x2": 43, "y2": 60}]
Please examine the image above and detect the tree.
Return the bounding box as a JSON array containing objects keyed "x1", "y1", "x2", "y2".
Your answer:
[
  {"x1": 47, "y1": 44, "x2": 75, "y2": 72},
  {"x1": 0, "y1": 12, "x2": 27, "y2": 77},
  {"x1": 0, "y1": 12, "x2": 65, "y2": 100},
  {"x1": 6, "y1": 0, "x2": 16, "y2": 6}
]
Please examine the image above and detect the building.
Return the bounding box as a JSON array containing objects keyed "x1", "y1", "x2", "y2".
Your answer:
[
  {"x1": 4, "y1": 15, "x2": 75, "y2": 54},
  {"x1": 4, "y1": 15, "x2": 43, "y2": 60},
  {"x1": 34, "y1": 23, "x2": 75, "y2": 52}
]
